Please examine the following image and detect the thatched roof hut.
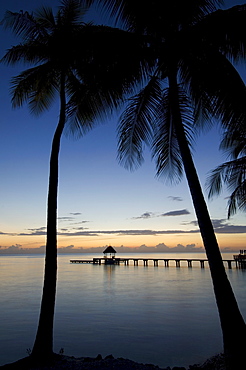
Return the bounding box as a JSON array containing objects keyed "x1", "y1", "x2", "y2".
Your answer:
[{"x1": 103, "y1": 246, "x2": 116, "y2": 257}]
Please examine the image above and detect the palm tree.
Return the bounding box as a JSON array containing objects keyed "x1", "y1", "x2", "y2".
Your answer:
[
  {"x1": 1, "y1": 0, "x2": 149, "y2": 361},
  {"x1": 86, "y1": 1, "x2": 246, "y2": 368},
  {"x1": 207, "y1": 130, "x2": 246, "y2": 218}
]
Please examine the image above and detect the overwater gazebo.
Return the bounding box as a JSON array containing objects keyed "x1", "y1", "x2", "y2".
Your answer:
[{"x1": 103, "y1": 246, "x2": 117, "y2": 258}]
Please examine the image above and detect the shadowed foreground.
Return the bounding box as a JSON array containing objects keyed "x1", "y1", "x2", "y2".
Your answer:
[{"x1": 0, "y1": 353, "x2": 225, "y2": 370}]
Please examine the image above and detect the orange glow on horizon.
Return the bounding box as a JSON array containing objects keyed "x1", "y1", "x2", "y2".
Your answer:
[{"x1": 0, "y1": 232, "x2": 244, "y2": 252}]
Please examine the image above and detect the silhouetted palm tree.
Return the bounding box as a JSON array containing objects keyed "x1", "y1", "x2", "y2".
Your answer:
[
  {"x1": 1, "y1": 0, "x2": 149, "y2": 360},
  {"x1": 207, "y1": 130, "x2": 246, "y2": 218},
  {"x1": 87, "y1": 1, "x2": 246, "y2": 368}
]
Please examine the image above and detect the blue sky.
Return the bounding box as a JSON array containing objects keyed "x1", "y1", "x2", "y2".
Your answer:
[{"x1": 0, "y1": 0, "x2": 245, "y2": 252}]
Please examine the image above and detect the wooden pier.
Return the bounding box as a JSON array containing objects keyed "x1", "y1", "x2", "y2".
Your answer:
[
  {"x1": 70, "y1": 257, "x2": 236, "y2": 269},
  {"x1": 234, "y1": 251, "x2": 246, "y2": 268}
]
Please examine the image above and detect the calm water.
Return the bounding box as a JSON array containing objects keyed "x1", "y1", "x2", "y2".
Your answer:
[{"x1": 0, "y1": 252, "x2": 245, "y2": 368}]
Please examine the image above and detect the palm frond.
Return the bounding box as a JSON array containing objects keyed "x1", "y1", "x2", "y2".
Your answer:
[
  {"x1": 207, "y1": 156, "x2": 246, "y2": 217},
  {"x1": 227, "y1": 180, "x2": 246, "y2": 218},
  {"x1": 207, "y1": 163, "x2": 226, "y2": 199},
  {"x1": 1, "y1": 10, "x2": 47, "y2": 40},
  {"x1": 207, "y1": 157, "x2": 246, "y2": 194},
  {"x1": 180, "y1": 42, "x2": 246, "y2": 133},
  {"x1": 220, "y1": 131, "x2": 246, "y2": 159},
  {"x1": 86, "y1": 0, "x2": 223, "y2": 31},
  {"x1": 226, "y1": 158, "x2": 246, "y2": 191},
  {"x1": 34, "y1": 6, "x2": 56, "y2": 30},
  {"x1": 209, "y1": 59, "x2": 246, "y2": 131},
  {"x1": 117, "y1": 76, "x2": 162, "y2": 170},
  {"x1": 65, "y1": 64, "x2": 128, "y2": 138},
  {"x1": 152, "y1": 87, "x2": 194, "y2": 183},
  {"x1": 11, "y1": 63, "x2": 58, "y2": 115},
  {"x1": 58, "y1": 0, "x2": 86, "y2": 26},
  {"x1": 196, "y1": 5, "x2": 246, "y2": 62},
  {"x1": 75, "y1": 24, "x2": 153, "y2": 90},
  {"x1": 1, "y1": 42, "x2": 48, "y2": 65},
  {"x1": 66, "y1": 80, "x2": 120, "y2": 137},
  {"x1": 65, "y1": 24, "x2": 155, "y2": 137}
]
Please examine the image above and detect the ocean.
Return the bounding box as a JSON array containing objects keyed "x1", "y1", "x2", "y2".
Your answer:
[{"x1": 0, "y1": 252, "x2": 245, "y2": 368}]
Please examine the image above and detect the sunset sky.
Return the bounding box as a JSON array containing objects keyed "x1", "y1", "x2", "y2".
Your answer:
[{"x1": 0, "y1": 0, "x2": 245, "y2": 253}]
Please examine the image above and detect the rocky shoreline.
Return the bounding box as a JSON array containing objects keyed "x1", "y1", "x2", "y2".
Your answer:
[{"x1": 0, "y1": 353, "x2": 226, "y2": 370}]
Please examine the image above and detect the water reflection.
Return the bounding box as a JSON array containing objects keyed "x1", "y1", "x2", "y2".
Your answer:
[{"x1": 103, "y1": 264, "x2": 116, "y2": 296}]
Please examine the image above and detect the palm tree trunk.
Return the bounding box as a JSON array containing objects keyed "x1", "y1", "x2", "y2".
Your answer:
[
  {"x1": 32, "y1": 74, "x2": 66, "y2": 360},
  {"x1": 168, "y1": 71, "x2": 246, "y2": 369}
]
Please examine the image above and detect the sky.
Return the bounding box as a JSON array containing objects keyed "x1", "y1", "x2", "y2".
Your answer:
[{"x1": 0, "y1": 0, "x2": 245, "y2": 253}]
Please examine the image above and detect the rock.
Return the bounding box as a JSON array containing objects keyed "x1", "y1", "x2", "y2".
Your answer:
[
  {"x1": 105, "y1": 354, "x2": 114, "y2": 360},
  {"x1": 188, "y1": 353, "x2": 225, "y2": 369}
]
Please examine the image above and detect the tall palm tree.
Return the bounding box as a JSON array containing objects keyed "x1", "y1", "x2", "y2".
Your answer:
[
  {"x1": 207, "y1": 130, "x2": 246, "y2": 218},
  {"x1": 87, "y1": 1, "x2": 246, "y2": 368},
  {"x1": 1, "y1": 0, "x2": 149, "y2": 361}
]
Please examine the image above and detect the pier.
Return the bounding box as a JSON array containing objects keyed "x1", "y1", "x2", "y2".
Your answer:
[
  {"x1": 234, "y1": 251, "x2": 246, "y2": 268},
  {"x1": 70, "y1": 257, "x2": 236, "y2": 269}
]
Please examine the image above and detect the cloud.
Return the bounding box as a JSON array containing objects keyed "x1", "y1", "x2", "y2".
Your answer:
[
  {"x1": 136, "y1": 243, "x2": 202, "y2": 253},
  {"x1": 218, "y1": 225, "x2": 246, "y2": 233},
  {"x1": 132, "y1": 212, "x2": 155, "y2": 219},
  {"x1": 132, "y1": 209, "x2": 190, "y2": 220},
  {"x1": 27, "y1": 227, "x2": 46, "y2": 232},
  {"x1": 168, "y1": 196, "x2": 183, "y2": 202},
  {"x1": 58, "y1": 230, "x2": 99, "y2": 236},
  {"x1": 55, "y1": 228, "x2": 200, "y2": 237},
  {"x1": 58, "y1": 214, "x2": 90, "y2": 225},
  {"x1": 54, "y1": 217, "x2": 246, "y2": 236},
  {"x1": 58, "y1": 217, "x2": 74, "y2": 221},
  {"x1": 118, "y1": 230, "x2": 159, "y2": 235},
  {"x1": 0, "y1": 244, "x2": 46, "y2": 254},
  {"x1": 0, "y1": 242, "x2": 241, "y2": 254},
  {"x1": 213, "y1": 221, "x2": 246, "y2": 234},
  {"x1": 161, "y1": 209, "x2": 190, "y2": 217},
  {"x1": 73, "y1": 227, "x2": 89, "y2": 230},
  {"x1": 58, "y1": 245, "x2": 80, "y2": 252},
  {"x1": 0, "y1": 231, "x2": 16, "y2": 235},
  {"x1": 188, "y1": 219, "x2": 246, "y2": 234},
  {"x1": 0, "y1": 243, "x2": 202, "y2": 254},
  {"x1": 59, "y1": 213, "x2": 82, "y2": 220},
  {"x1": 2, "y1": 218, "x2": 246, "y2": 239},
  {"x1": 72, "y1": 221, "x2": 90, "y2": 225},
  {"x1": 20, "y1": 227, "x2": 47, "y2": 236}
]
